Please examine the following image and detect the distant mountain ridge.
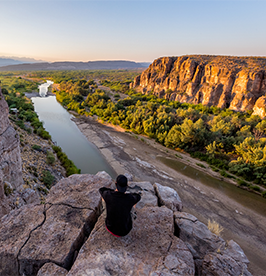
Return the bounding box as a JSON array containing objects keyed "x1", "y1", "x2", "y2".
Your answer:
[
  {"x1": 0, "y1": 57, "x2": 43, "y2": 67},
  {"x1": 0, "y1": 60, "x2": 150, "y2": 71},
  {"x1": 0, "y1": 58, "x2": 25, "y2": 67}
]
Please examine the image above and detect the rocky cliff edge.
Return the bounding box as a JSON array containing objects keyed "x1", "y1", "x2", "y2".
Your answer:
[
  {"x1": 0, "y1": 86, "x2": 23, "y2": 216},
  {"x1": 131, "y1": 55, "x2": 266, "y2": 117},
  {"x1": 0, "y1": 172, "x2": 252, "y2": 276}
]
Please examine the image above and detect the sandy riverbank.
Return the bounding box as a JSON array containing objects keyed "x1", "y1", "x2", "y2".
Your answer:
[{"x1": 73, "y1": 115, "x2": 266, "y2": 276}]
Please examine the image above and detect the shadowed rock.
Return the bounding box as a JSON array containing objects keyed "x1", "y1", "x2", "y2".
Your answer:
[{"x1": 0, "y1": 86, "x2": 10, "y2": 135}]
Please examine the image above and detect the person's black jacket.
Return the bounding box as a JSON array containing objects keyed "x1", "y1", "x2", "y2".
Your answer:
[{"x1": 99, "y1": 187, "x2": 141, "y2": 236}]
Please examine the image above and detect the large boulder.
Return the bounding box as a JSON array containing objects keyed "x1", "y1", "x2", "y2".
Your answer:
[
  {"x1": 202, "y1": 252, "x2": 252, "y2": 276},
  {"x1": 174, "y1": 212, "x2": 251, "y2": 275},
  {"x1": 201, "y1": 239, "x2": 251, "y2": 276},
  {"x1": 67, "y1": 206, "x2": 195, "y2": 276},
  {"x1": 0, "y1": 174, "x2": 112, "y2": 276},
  {"x1": 128, "y1": 181, "x2": 158, "y2": 209},
  {"x1": 0, "y1": 204, "x2": 45, "y2": 276},
  {"x1": 174, "y1": 212, "x2": 225, "y2": 259},
  {"x1": 154, "y1": 182, "x2": 182, "y2": 211}
]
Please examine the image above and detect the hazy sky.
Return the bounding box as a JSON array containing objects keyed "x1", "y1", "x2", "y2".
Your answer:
[{"x1": 1, "y1": 0, "x2": 266, "y2": 63}]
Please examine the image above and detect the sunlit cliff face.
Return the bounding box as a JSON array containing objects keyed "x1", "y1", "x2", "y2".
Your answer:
[{"x1": 132, "y1": 55, "x2": 266, "y2": 116}]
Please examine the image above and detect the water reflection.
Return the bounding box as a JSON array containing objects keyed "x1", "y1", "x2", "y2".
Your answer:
[{"x1": 158, "y1": 156, "x2": 266, "y2": 216}]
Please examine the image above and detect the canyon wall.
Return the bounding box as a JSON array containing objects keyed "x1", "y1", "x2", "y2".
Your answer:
[
  {"x1": 131, "y1": 55, "x2": 266, "y2": 116},
  {"x1": 0, "y1": 85, "x2": 23, "y2": 216}
]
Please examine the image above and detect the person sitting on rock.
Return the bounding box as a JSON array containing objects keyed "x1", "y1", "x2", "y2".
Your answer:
[{"x1": 99, "y1": 174, "x2": 141, "y2": 237}]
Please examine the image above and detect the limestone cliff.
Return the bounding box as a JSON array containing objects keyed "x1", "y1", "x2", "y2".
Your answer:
[
  {"x1": 131, "y1": 55, "x2": 266, "y2": 115},
  {"x1": 0, "y1": 172, "x2": 252, "y2": 276},
  {"x1": 0, "y1": 85, "x2": 23, "y2": 216}
]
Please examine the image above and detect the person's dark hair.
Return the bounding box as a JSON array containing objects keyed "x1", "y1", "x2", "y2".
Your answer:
[{"x1": 116, "y1": 175, "x2": 128, "y2": 193}]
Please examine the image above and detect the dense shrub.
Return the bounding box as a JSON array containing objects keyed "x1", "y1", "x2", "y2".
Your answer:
[
  {"x1": 41, "y1": 170, "x2": 55, "y2": 189},
  {"x1": 32, "y1": 144, "x2": 42, "y2": 151},
  {"x1": 250, "y1": 185, "x2": 261, "y2": 192},
  {"x1": 52, "y1": 145, "x2": 80, "y2": 176},
  {"x1": 46, "y1": 151, "x2": 56, "y2": 165},
  {"x1": 237, "y1": 179, "x2": 249, "y2": 187}
]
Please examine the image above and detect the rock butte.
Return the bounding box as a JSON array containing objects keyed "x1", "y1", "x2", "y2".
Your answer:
[
  {"x1": 131, "y1": 55, "x2": 266, "y2": 118},
  {"x1": 0, "y1": 172, "x2": 252, "y2": 276}
]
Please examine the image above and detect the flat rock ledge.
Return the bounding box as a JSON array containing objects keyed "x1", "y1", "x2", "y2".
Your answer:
[{"x1": 0, "y1": 172, "x2": 252, "y2": 276}]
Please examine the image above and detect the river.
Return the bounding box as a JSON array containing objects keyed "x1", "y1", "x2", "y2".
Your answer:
[{"x1": 30, "y1": 82, "x2": 116, "y2": 178}]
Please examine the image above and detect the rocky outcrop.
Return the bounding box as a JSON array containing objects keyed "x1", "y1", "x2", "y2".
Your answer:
[
  {"x1": 252, "y1": 96, "x2": 266, "y2": 118},
  {"x1": 0, "y1": 173, "x2": 113, "y2": 276},
  {"x1": 154, "y1": 182, "x2": 182, "y2": 211},
  {"x1": 131, "y1": 55, "x2": 266, "y2": 115},
  {"x1": 66, "y1": 180, "x2": 195, "y2": 276},
  {"x1": 174, "y1": 212, "x2": 251, "y2": 275},
  {"x1": 0, "y1": 172, "x2": 251, "y2": 276},
  {"x1": 37, "y1": 263, "x2": 67, "y2": 276},
  {"x1": 0, "y1": 86, "x2": 23, "y2": 217}
]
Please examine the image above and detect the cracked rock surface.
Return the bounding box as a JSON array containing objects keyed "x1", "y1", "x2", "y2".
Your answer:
[
  {"x1": 0, "y1": 173, "x2": 252, "y2": 276},
  {"x1": 0, "y1": 173, "x2": 112, "y2": 276},
  {"x1": 67, "y1": 206, "x2": 195, "y2": 276},
  {"x1": 174, "y1": 211, "x2": 251, "y2": 275},
  {"x1": 0, "y1": 204, "x2": 45, "y2": 276}
]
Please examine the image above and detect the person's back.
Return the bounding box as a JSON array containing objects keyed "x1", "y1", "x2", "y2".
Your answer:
[{"x1": 99, "y1": 175, "x2": 141, "y2": 237}]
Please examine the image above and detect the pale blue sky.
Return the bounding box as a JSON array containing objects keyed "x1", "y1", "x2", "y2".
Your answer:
[{"x1": 1, "y1": 0, "x2": 266, "y2": 62}]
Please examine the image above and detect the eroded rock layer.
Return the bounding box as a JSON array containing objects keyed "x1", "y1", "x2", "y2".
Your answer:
[
  {"x1": 131, "y1": 55, "x2": 266, "y2": 115},
  {"x1": 0, "y1": 86, "x2": 23, "y2": 217}
]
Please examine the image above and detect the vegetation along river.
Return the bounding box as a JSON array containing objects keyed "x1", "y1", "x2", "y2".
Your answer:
[
  {"x1": 31, "y1": 82, "x2": 116, "y2": 178},
  {"x1": 32, "y1": 82, "x2": 266, "y2": 218}
]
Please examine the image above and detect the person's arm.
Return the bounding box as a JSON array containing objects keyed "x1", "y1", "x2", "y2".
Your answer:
[{"x1": 133, "y1": 193, "x2": 141, "y2": 208}]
